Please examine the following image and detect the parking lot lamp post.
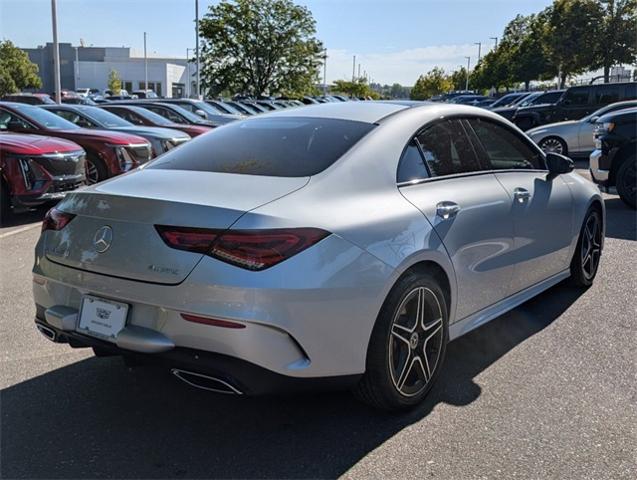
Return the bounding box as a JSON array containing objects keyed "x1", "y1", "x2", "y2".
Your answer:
[
  {"x1": 490, "y1": 36, "x2": 498, "y2": 49},
  {"x1": 186, "y1": 48, "x2": 193, "y2": 98},
  {"x1": 50, "y1": 0, "x2": 61, "y2": 103},
  {"x1": 322, "y1": 49, "x2": 328, "y2": 95},
  {"x1": 352, "y1": 55, "x2": 356, "y2": 81},
  {"x1": 144, "y1": 32, "x2": 148, "y2": 92},
  {"x1": 475, "y1": 42, "x2": 482, "y2": 63},
  {"x1": 465, "y1": 56, "x2": 471, "y2": 91},
  {"x1": 195, "y1": 0, "x2": 201, "y2": 100}
]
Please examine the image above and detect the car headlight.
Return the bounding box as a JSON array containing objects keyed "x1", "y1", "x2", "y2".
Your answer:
[
  {"x1": 160, "y1": 139, "x2": 175, "y2": 152},
  {"x1": 602, "y1": 122, "x2": 615, "y2": 133},
  {"x1": 110, "y1": 145, "x2": 134, "y2": 171}
]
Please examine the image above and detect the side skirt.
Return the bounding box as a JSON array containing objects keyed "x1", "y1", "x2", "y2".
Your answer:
[{"x1": 449, "y1": 269, "x2": 570, "y2": 341}]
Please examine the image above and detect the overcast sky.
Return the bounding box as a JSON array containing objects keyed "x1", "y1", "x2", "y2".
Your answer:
[{"x1": 1, "y1": 0, "x2": 554, "y2": 85}]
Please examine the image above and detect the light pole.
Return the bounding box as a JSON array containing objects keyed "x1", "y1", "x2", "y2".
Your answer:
[
  {"x1": 74, "y1": 46, "x2": 79, "y2": 89},
  {"x1": 352, "y1": 55, "x2": 356, "y2": 81},
  {"x1": 195, "y1": 0, "x2": 201, "y2": 99},
  {"x1": 186, "y1": 48, "x2": 194, "y2": 98},
  {"x1": 143, "y1": 32, "x2": 148, "y2": 92},
  {"x1": 490, "y1": 36, "x2": 498, "y2": 49},
  {"x1": 465, "y1": 56, "x2": 471, "y2": 91},
  {"x1": 50, "y1": 0, "x2": 61, "y2": 102},
  {"x1": 322, "y1": 49, "x2": 328, "y2": 95},
  {"x1": 474, "y1": 42, "x2": 482, "y2": 63}
]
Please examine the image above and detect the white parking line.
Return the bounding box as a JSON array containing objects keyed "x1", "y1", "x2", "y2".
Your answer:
[{"x1": 0, "y1": 223, "x2": 41, "y2": 239}]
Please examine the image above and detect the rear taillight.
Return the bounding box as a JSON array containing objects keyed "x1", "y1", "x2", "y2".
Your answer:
[
  {"x1": 155, "y1": 226, "x2": 329, "y2": 271},
  {"x1": 42, "y1": 208, "x2": 75, "y2": 232}
]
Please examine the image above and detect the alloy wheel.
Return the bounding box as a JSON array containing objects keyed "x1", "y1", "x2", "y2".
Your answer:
[
  {"x1": 539, "y1": 137, "x2": 565, "y2": 154},
  {"x1": 86, "y1": 160, "x2": 99, "y2": 185},
  {"x1": 388, "y1": 287, "x2": 444, "y2": 397},
  {"x1": 581, "y1": 213, "x2": 602, "y2": 280}
]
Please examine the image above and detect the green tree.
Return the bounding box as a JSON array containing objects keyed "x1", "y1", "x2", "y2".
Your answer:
[
  {"x1": 0, "y1": 40, "x2": 42, "y2": 96},
  {"x1": 332, "y1": 77, "x2": 376, "y2": 98},
  {"x1": 107, "y1": 69, "x2": 122, "y2": 95},
  {"x1": 499, "y1": 14, "x2": 556, "y2": 90},
  {"x1": 591, "y1": 0, "x2": 637, "y2": 82},
  {"x1": 541, "y1": 0, "x2": 600, "y2": 87},
  {"x1": 199, "y1": 0, "x2": 323, "y2": 97},
  {"x1": 450, "y1": 68, "x2": 468, "y2": 91},
  {"x1": 410, "y1": 67, "x2": 453, "y2": 100},
  {"x1": 470, "y1": 50, "x2": 512, "y2": 92}
]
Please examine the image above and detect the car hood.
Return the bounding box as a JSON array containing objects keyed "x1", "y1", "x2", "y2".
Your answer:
[
  {"x1": 112, "y1": 126, "x2": 191, "y2": 140},
  {"x1": 0, "y1": 133, "x2": 82, "y2": 155},
  {"x1": 527, "y1": 120, "x2": 579, "y2": 137},
  {"x1": 54, "y1": 128, "x2": 149, "y2": 145}
]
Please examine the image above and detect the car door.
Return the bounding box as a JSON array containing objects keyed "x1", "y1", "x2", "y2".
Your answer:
[
  {"x1": 398, "y1": 119, "x2": 516, "y2": 320},
  {"x1": 466, "y1": 118, "x2": 573, "y2": 293}
]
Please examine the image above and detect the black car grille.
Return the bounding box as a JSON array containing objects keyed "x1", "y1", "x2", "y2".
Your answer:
[{"x1": 35, "y1": 151, "x2": 86, "y2": 176}]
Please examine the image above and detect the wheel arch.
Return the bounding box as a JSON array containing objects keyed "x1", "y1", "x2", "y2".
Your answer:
[{"x1": 609, "y1": 141, "x2": 636, "y2": 186}]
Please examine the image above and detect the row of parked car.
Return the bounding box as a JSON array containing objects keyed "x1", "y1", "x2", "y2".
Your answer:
[
  {"x1": 0, "y1": 92, "x2": 361, "y2": 223},
  {"x1": 1, "y1": 82, "x2": 635, "y2": 224}
]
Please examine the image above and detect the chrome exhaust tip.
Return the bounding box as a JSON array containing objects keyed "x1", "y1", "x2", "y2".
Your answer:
[
  {"x1": 171, "y1": 368, "x2": 243, "y2": 395},
  {"x1": 36, "y1": 323, "x2": 58, "y2": 342}
]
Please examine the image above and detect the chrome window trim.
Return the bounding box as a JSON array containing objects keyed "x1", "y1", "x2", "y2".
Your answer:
[{"x1": 397, "y1": 168, "x2": 549, "y2": 188}]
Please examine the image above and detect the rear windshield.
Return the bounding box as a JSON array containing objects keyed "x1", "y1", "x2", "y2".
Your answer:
[{"x1": 149, "y1": 116, "x2": 375, "y2": 177}]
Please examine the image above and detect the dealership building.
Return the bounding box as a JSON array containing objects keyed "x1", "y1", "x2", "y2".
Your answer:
[{"x1": 22, "y1": 43, "x2": 194, "y2": 98}]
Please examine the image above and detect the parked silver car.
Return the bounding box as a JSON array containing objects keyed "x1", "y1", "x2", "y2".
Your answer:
[
  {"x1": 33, "y1": 102, "x2": 604, "y2": 410},
  {"x1": 527, "y1": 100, "x2": 637, "y2": 157}
]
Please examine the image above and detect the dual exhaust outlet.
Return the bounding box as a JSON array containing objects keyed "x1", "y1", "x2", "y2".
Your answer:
[{"x1": 36, "y1": 323, "x2": 242, "y2": 395}]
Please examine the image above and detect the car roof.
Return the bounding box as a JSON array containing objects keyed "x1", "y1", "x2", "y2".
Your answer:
[
  {"x1": 598, "y1": 106, "x2": 637, "y2": 121},
  {"x1": 261, "y1": 101, "x2": 410, "y2": 123}
]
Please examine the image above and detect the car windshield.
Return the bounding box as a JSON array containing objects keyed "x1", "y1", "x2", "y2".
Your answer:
[
  {"x1": 517, "y1": 93, "x2": 543, "y2": 107},
  {"x1": 159, "y1": 104, "x2": 206, "y2": 123},
  {"x1": 533, "y1": 91, "x2": 563, "y2": 105},
  {"x1": 13, "y1": 104, "x2": 79, "y2": 130},
  {"x1": 582, "y1": 101, "x2": 637, "y2": 122},
  {"x1": 149, "y1": 117, "x2": 376, "y2": 177},
  {"x1": 490, "y1": 94, "x2": 522, "y2": 108},
  {"x1": 127, "y1": 106, "x2": 175, "y2": 126},
  {"x1": 77, "y1": 106, "x2": 133, "y2": 127}
]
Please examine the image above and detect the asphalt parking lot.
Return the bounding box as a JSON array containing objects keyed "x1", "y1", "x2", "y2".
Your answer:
[{"x1": 1, "y1": 164, "x2": 635, "y2": 479}]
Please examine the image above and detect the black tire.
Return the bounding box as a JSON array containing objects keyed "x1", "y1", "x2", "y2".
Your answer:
[
  {"x1": 569, "y1": 207, "x2": 603, "y2": 287},
  {"x1": 86, "y1": 155, "x2": 108, "y2": 184},
  {"x1": 615, "y1": 155, "x2": 636, "y2": 209},
  {"x1": 0, "y1": 179, "x2": 12, "y2": 226},
  {"x1": 538, "y1": 136, "x2": 567, "y2": 155},
  {"x1": 354, "y1": 271, "x2": 449, "y2": 411}
]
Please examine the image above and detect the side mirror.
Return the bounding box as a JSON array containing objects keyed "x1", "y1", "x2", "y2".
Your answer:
[
  {"x1": 546, "y1": 152, "x2": 574, "y2": 175},
  {"x1": 194, "y1": 109, "x2": 208, "y2": 119}
]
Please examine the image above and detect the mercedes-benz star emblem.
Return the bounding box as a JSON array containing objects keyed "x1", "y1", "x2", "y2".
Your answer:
[{"x1": 93, "y1": 226, "x2": 113, "y2": 253}]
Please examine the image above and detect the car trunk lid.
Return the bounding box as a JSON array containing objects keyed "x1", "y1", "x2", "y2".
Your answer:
[{"x1": 44, "y1": 168, "x2": 308, "y2": 284}]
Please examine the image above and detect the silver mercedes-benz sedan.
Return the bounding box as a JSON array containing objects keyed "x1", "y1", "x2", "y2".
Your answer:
[
  {"x1": 527, "y1": 100, "x2": 637, "y2": 157},
  {"x1": 32, "y1": 101, "x2": 604, "y2": 410}
]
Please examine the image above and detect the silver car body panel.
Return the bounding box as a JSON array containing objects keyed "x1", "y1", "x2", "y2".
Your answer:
[
  {"x1": 33, "y1": 102, "x2": 604, "y2": 379},
  {"x1": 527, "y1": 120, "x2": 594, "y2": 156}
]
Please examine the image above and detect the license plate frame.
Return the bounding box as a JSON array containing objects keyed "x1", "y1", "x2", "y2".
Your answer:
[{"x1": 77, "y1": 295, "x2": 129, "y2": 342}]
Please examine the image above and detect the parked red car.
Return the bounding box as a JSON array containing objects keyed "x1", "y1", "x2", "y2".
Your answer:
[
  {"x1": 2, "y1": 93, "x2": 56, "y2": 105},
  {"x1": 0, "y1": 102, "x2": 152, "y2": 184},
  {"x1": 100, "y1": 104, "x2": 212, "y2": 138},
  {"x1": 0, "y1": 133, "x2": 86, "y2": 222}
]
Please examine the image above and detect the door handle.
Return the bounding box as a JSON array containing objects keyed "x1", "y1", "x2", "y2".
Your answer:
[
  {"x1": 513, "y1": 187, "x2": 531, "y2": 202},
  {"x1": 436, "y1": 201, "x2": 461, "y2": 219}
]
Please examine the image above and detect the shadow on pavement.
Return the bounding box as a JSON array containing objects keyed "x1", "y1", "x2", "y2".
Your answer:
[
  {"x1": 1, "y1": 282, "x2": 584, "y2": 479},
  {"x1": 0, "y1": 206, "x2": 48, "y2": 230},
  {"x1": 603, "y1": 197, "x2": 636, "y2": 241}
]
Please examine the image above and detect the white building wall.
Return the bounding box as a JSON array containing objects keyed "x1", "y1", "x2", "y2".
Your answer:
[{"x1": 76, "y1": 58, "x2": 189, "y2": 98}]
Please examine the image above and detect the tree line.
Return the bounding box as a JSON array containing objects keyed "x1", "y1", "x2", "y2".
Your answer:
[{"x1": 412, "y1": 0, "x2": 636, "y2": 100}]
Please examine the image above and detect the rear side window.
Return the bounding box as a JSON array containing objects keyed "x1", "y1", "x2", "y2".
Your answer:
[
  {"x1": 149, "y1": 117, "x2": 375, "y2": 177},
  {"x1": 415, "y1": 120, "x2": 482, "y2": 177},
  {"x1": 564, "y1": 87, "x2": 590, "y2": 106},
  {"x1": 467, "y1": 118, "x2": 544, "y2": 170},
  {"x1": 397, "y1": 141, "x2": 429, "y2": 183},
  {"x1": 594, "y1": 85, "x2": 621, "y2": 104}
]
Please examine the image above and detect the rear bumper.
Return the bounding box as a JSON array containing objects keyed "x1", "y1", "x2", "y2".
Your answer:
[
  {"x1": 32, "y1": 233, "x2": 393, "y2": 379},
  {"x1": 33, "y1": 316, "x2": 361, "y2": 395}
]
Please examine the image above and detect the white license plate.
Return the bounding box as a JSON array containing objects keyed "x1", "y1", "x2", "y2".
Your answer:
[{"x1": 78, "y1": 295, "x2": 129, "y2": 341}]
